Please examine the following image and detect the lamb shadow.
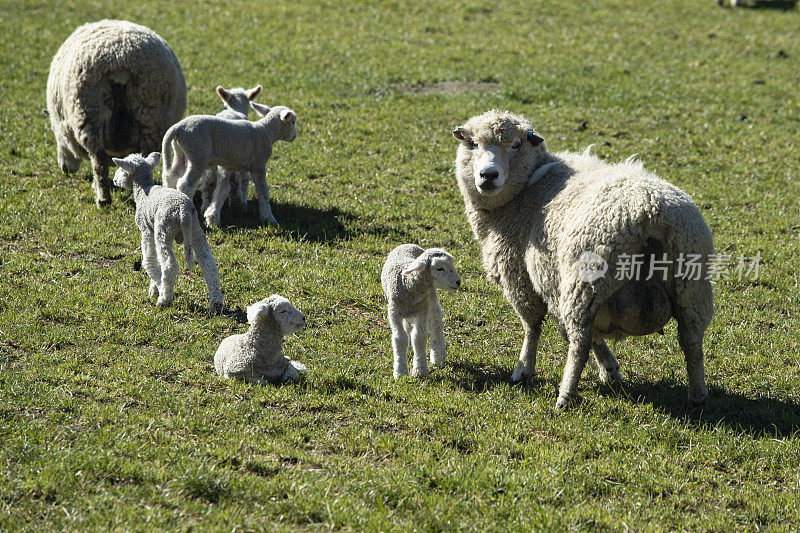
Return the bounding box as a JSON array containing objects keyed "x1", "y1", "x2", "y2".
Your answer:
[
  {"x1": 594, "y1": 378, "x2": 800, "y2": 438},
  {"x1": 738, "y1": 0, "x2": 797, "y2": 9}
]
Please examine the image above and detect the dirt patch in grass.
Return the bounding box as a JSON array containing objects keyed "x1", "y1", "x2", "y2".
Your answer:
[{"x1": 396, "y1": 81, "x2": 502, "y2": 95}]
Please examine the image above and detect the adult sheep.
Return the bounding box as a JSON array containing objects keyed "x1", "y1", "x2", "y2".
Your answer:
[
  {"x1": 452, "y1": 109, "x2": 714, "y2": 409},
  {"x1": 46, "y1": 20, "x2": 186, "y2": 207}
]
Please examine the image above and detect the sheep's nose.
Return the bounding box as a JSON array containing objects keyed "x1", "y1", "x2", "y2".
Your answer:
[
  {"x1": 456, "y1": 279, "x2": 461, "y2": 287},
  {"x1": 480, "y1": 169, "x2": 499, "y2": 182}
]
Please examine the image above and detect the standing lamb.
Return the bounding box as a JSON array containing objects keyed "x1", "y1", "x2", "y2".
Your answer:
[
  {"x1": 162, "y1": 102, "x2": 297, "y2": 226},
  {"x1": 47, "y1": 19, "x2": 186, "y2": 207},
  {"x1": 381, "y1": 244, "x2": 462, "y2": 379},
  {"x1": 452, "y1": 109, "x2": 714, "y2": 409},
  {"x1": 214, "y1": 295, "x2": 307, "y2": 384},
  {"x1": 201, "y1": 85, "x2": 262, "y2": 227},
  {"x1": 112, "y1": 152, "x2": 223, "y2": 313}
]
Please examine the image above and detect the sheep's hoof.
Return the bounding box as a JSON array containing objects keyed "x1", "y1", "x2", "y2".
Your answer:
[
  {"x1": 410, "y1": 367, "x2": 429, "y2": 379},
  {"x1": 156, "y1": 295, "x2": 173, "y2": 308},
  {"x1": 209, "y1": 300, "x2": 223, "y2": 315},
  {"x1": 95, "y1": 193, "x2": 112, "y2": 208},
  {"x1": 261, "y1": 215, "x2": 279, "y2": 226},
  {"x1": 688, "y1": 387, "x2": 709, "y2": 408},
  {"x1": 204, "y1": 213, "x2": 221, "y2": 228},
  {"x1": 148, "y1": 284, "x2": 159, "y2": 299},
  {"x1": 430, "y1": 353, "x2": 446, "y2": 367},
  {"x1": 555, "y1": 394, "x2": 581, "y2": 410},
  {"x1": 510, "y1": 364, "x2": 536, "y2": 384},
  {"x1": 598, "y1": 367, "x2": 625, "y2": 385}
]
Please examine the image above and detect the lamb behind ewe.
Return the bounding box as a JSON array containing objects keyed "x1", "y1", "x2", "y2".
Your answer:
[
  {"x1": 112, "y1": 152, "x2": 223, "y2": 314},
  {"x1": 381, "y1": 244, "x2": 462, "y2": 379},
  {"x1": 162, "y1": 102, "x2": 297, "y2": 226},
  {"x1": 452, "y1": 109, "x2": 714, "y2": 409},
  {"x1": 47, "y1": 20, "x2": 186, "y2": 207},
  {"x1": 201, "y1": 85, "x2": 263, "y2": 227},
  {"x1": 214, "y1": 295, "x2": 307, "y2": 384}
]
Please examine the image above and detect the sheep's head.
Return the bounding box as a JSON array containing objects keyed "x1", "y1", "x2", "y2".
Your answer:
[
  {"x1": 403, "y1": 249, "x2": 461, "y2": 291},
  {"x1": 453, "y1": 109, "x2": 546, "y2": 207},
  {"x1": 252, "y1": 103, "x2": 297, "y2": 142},
  {"x1": 216, "y1": 84, "x2": 262, "y2": 116},
  {"x1": 112, "y1": 152, "x2": 161, "y2": 190},
  {"x1": 247, "y1": 294, "x2": 306, "y2": 335}
]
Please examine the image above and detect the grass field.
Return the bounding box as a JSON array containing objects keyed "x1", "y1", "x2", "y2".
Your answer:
[{"x1": 2, "y1": 0, "x2": 800, "y2": 530}]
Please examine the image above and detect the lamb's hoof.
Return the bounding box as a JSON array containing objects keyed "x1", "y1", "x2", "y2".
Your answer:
[
  {"x1": 393, "y1": 369, "x2": 409, "y2": 380},
  {"x1": 280, "y1": 360, "x2": 306, "y2": 383},
  {"x1": 261, "y1": 215, "x2": 279, "y2": 227},
  {"x1": 95, "y1": 194, "x2": 112, "y2": 208},
  {"x1": 410, "y1": 367, "x2": 429, "y2": 379},
  {"x1": 555, "y1": 394, "x2": 581, "y2": 410},
  {"x1": 688, "y1": 388, "x2": 709, "y2": 408},
  {"x1": 429, "y1": 354, "x2": 446, "y2": 367},
  {"x1": 598, "y1": 367, "x2": 625, "y2": 385},
  {"x1": 209, "y1": 300, "x2": 223, "y2": 315},
  {"x1": 148, "y1": 284, "x2": 159, "y2": 299},
  {"x1": 204, "y1": 213, "x2": 221, "y2": 228},
  {"x1": 156, "y1": 295, "x2": 173, "y2": 308}
]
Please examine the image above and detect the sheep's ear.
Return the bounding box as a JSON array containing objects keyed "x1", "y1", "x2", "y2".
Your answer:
[
  {"x1": 280, "y1": 109, "x2": 296, "y2": 122},
  {"x1": 247, "y1": 85, "x2": 262, "y2": 100},
  {"x1": 112, "y1": 157, "x2": 135, "y2": 173},
  {"x1": 402, "y1": 257, "x2": 427, "y2": 275},
  {"x1": 246, "y1": 302, "x2": 271, "y2": 324},
  {"x1": 216, "y1": 86, "x2": 230, "y2": 102},
  {"x1": 250, "y1": 102, "x2": 271, "y2": 117},
  {"x1": 145, "y1": 152, "x2": 161, "y2": 168},
  {"x1": 452, "y1": 126, "x2": 468, "y2": 141},
  {"x1": 527, "y1": 130, "x2": 544, "y2": 146}
]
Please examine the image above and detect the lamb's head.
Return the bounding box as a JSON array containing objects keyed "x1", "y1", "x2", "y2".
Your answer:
[
  {"x1": 247, "y1": 294, "x2": 306, "y2": 335},
  {"x1": 403, "y1": 248, "x2": 461, "y2": 291},
  {"x1": 453, "y1": 109, "x2": 546, "y2": 208},
  {"x1": 251, "y1": 102, "x2": 297, "y2": 142},
  {"x1": 216, "y1": 84, "x2": 262, "y2": 116},
  {"x1": 112, "y1": 152, "x2": 161, "y2": 190}
]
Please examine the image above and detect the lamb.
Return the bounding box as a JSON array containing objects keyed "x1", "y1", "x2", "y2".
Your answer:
[
  {"x1": 452, "y1": 109, "x2": 714, "y2": 409},
  {"x1": 381, "y1": 244, "x2": 462, "y2": 379},
  {"x1": 200, "y1": 85, "x2": 263, "y2": 227},
  {"x1": 46, "y1": 19, "x2": 186, "y2": 207},
  {"x1": 214, "y1": 295, "x2": 307, "y2": 384},
  {"x1": 161, "y1": 102, "x2": 297, "y2": 226},
  {"x1": 112, "y1": 152, "x2": 223, "y2": 313}
]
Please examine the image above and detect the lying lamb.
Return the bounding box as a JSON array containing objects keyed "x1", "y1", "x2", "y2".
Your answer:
[
  {"x1": 214, "y1": 295, "x2": 307, "y2": 384},
  {"x1": 47, "y1": 19, "x2": 186, "y2": 207},
  {"x1": 381, "y1": 244, "x2": 461, "y2": 379},
  {"x1": 162, "y1": 102, "x2": 297, "y2": 226},
  {"x1": 452, "y1": 109, "x2": 714, "y2": 409},
  {"x1": 200, "y1": 85, "x2": 262, "y2": 227},
  {"x1": 112, "y1": 152, "x2": 224, "y2": 313}
]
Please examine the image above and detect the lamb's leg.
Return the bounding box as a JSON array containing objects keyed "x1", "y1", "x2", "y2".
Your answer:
[
  {"x1": 164, "y1": 145, "x2": 186, "y2": 189},
  {"x1": 556, "y1": 319, "x2": 593, "y2": 409},
  {"x1": 90, "y1": 151, "x2": 111, "y2": 207},
  {"x1": 176, "y1": 160, "x2": 206, "y2": 200},
  {"x1": 229, "y1": 172, "x2": 250, "y2": 213},
  {"x1": 200, "y1": 168, "x2": 216, "y2": 216},
  {"x1": 141, "y1": 231, "x2": 161, "y2": 299},
  {"x1": 204, "y1": 168, "x2": 231, "y2": 228},
  {"x1": 388, "y1": 306, "x2": 409, "y2": 379},
  {"x1": 591, "y1": 340, "x2": 623, "y2": 383},
  {"x1": 251, "y1": 168, "x2": 278, "y2": 226},
  {"x1": 409, "y1": 314, "x2": 429, "y2": 378},
  {"x1": 154, "y1": 226, "x2": 178, "y2": 308},
  {"x1": 190, "y1": 222, "x2": 224, "y2": 314},
  {"x1": 428, "y1": 295, "x2": 446, "y2": 367}
]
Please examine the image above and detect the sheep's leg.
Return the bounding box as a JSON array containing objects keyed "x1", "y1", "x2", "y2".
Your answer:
[
  {"x1": 388, "y1": 306, "x2": 409, "y2": 379},
  {"x1": 204, "y1": 168, "x2": 231, "y2": 228},
  {"x1": 676, "y1": 313, "x2": 709, "y2": 406},
  {"x1": 251, "y1": 168, "x2": 278, "y2": 226},
  {"x1": 409, "y1": 314, "x2": 429, "y2": 378},
  {"x1": 591, "y1": 340, "x2": 623, "y2": 383},
  {"x1": 90, "y1": 151, "x2": 112, "y2": 207},
  {"x1": 190, "y1": 225, "x2": 224, "y2": 314},
  {"x1": 154, "y1": 226, "x2": 178, "y2": 308},
  {"x1": 556, "y1": 320, "x2": 593, "y2": 409},
  {"x1": 176, "y1": 160, "x2": 206, "y2": 200},
  {"x1": 141, "y1": 231, "x2": 161, "y2": 299},
  {"x1": 428, "y1": 295, "x2": 446, "y2": 367},
  {"x1": 200, "y1": 168, "x2": 216, "y2": 216}
]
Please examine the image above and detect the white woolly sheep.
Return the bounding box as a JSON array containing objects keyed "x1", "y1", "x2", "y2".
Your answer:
[
  {"x1": 214, "y1": 295, "x2": 307, "y2": 384},
  {"x1": 162, "y1": 102, "x2": 297, "y2": 226},
  {"x1": 381, "y1": 244, "x2": 462, "y2": 379},
  {"x1": 112, "y1": 152, "x2": 224, "y2": 313},
  {"x1": 46, "y1": 19, "x2": 186, "y2": 207},
  {"x1": 452, "y1": 109, "x2": 714, "y2": 409},
  {"x1": 201, "y1": 85, "x2": 262, "y2": 227}
]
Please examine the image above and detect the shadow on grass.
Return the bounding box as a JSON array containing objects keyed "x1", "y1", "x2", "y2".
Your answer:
[
  {"x1": 737, "y1": 0, "x2": 797, "y2": 10},
  {"x1": 594, "y1": 379, "x2": 800, "y2": 438},
  {"x1": 435, "y1": 360, "x2": 552, "y2": 395}
]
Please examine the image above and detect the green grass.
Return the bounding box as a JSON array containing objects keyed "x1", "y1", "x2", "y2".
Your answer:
[{"x1": 2, "y1": 0, "x2": 800, "y2": 530}]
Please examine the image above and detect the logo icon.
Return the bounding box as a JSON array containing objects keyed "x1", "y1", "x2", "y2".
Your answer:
[{"x1": 577, "y1": 251, "x2": 608, "y2": 283}]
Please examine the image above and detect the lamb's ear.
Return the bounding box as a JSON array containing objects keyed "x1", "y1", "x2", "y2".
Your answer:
[
  {"x1": 145, "y1": 152, "x2": 161, "y2": 168},
  {"x1": 280, "y1": 109, "x2": 296, "y2": 122},
  {"x1": 112, "y1": 157, "x2": 135, "y2": 173},
  {"x1": 247, "y1": 85, "x2": 262, "y2": 100},
  {"x1": 216, "y1": 86, "x2": 230, "y2": 102},
  {"x1": 402, "y1": 256, "x2": 427, "y2": 275},
  {"x1": 250, "y1": 102, "x2": 271, "y2": 117},
  {"x1": 452, "y1": 126, "x2": 468, "y2": 141},
  {"x1": 527, "y1": 130, "x2": 544, "y2": 147},
  {"x1": 246, "y1": 302, "x2": 271, "y2": 324}
]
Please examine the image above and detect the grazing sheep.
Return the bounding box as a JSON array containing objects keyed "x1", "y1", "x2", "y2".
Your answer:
[
  {"x1": 112, "y1": 152, "x2": 223, "y2": 313},
  {"x1": 452, "y1": 109, "x2": 714, "y2": 409},
  {"x1": 201, "y1": 85, "x2": 262, "y2": 227},
  {"x1": 162, "y1": 102, "x2": 297, "y2": 226},
  {"x1": 214, "y1": 295, "x2": 307, "y2": 384},
  {"x1": 381, "y1": 244, "x2": 462, "y2": 379},
  {"x1": 46, "y1": 19, "x2": 186, "y2": 207}
]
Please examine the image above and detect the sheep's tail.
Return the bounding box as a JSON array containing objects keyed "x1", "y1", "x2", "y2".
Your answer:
[
  {"x1": 186, "y1": 212, "x2": 223, "y2": 313},
  {"x1": 161, "y1": 125, "x2": 178, "y2": 186}
]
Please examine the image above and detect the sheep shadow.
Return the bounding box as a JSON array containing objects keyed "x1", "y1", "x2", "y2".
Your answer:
[
  {"x1": 735, "y1": 0, "x2": 797, "y2": 9},
  {"x1": 435, "y1": 359, "x2": 550, "y2": 395},
  {"x1": 593, "y1": 378, "x2": 800, "y2": 438}
]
